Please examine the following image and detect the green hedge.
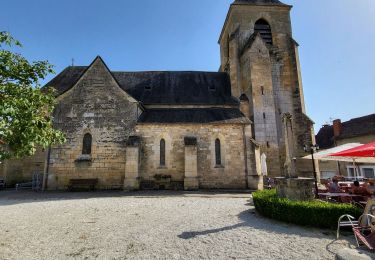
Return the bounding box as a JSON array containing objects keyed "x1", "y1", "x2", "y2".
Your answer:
[{"x1": 252, "y1": 189, "x2": 362, "y2": 229}]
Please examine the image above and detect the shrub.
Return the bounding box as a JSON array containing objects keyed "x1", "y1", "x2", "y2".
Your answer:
[{"x1": 252, "y1": 189, "x2": 362, "y2": 229}]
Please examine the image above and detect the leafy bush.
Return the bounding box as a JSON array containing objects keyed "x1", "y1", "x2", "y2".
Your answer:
[{"x1": 252, "y1": 189, "x2": 362, "y2": 229}]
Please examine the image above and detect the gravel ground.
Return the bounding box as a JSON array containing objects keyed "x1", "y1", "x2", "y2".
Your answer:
[{"x1": 0, "y1": 191, "x2": 355, "y2": 260}]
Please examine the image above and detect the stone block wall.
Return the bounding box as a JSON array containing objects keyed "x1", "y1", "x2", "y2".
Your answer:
[
  {"x1": 135, "y1": 123, "x2": 250, "y2": 189},
  {"x1": 47, "y1": 58, "x2": 139, "y2": 190},
  {"x1": 240, "y1": 35, "x2": 282, "y2": 177},
  {"x1": 219, "y1": 3, "x2": 315, "y2": 178},
  {"x1": 0, "y1": 149, "x2": 46, "y2": 187},
  {"x1": 124, "y1": 144, "x2": 140, "y2": 191},
  {"x1": 220, "y1": 5, "x2": 293, "y2": 69},
  {"x1": 275, "y1": 177, "x2": 315, "y2": 201}
]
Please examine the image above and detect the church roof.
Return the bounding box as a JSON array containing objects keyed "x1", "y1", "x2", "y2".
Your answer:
[
  {"x1": 233, "y1": 0, "x2": 287, "y2": 5},
  {"x1": 113, "y1": 71, "x2": 237, "y2": 105},
  {"x1": 45, "y1": 66, "x2": 87, "y2": 96},
  {"x1": 138, "y1": 108, "x2": 250, "y2": 124},
  {"x1": 45, "y1": 67, "x2": 238, "y2": 106}
]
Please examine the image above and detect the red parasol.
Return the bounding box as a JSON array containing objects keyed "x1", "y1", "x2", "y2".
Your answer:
[{"x1": 330, "y1": 142, "x2": 375, "y2": 158}]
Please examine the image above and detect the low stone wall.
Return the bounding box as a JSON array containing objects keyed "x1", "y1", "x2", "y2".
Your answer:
[{"x1": 275, "y1": 177, "x2": 315, "y2": 201}]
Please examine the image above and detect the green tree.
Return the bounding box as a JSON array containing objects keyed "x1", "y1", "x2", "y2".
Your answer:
[{"x1": 0, "y1": 31, "x2": 65, "y2": 160}]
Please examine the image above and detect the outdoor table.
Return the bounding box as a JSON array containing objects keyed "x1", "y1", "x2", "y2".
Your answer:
[
  {"x1": 318, "y1": 193, "x2": 363, "y2": 203},
  {"x1": 319, "y1": 192, "x2": 351, "y2": 197}
]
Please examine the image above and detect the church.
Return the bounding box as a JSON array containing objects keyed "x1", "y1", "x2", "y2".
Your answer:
[{"x1": 1, "y1": 0, "x2": 315, "y2": 190}]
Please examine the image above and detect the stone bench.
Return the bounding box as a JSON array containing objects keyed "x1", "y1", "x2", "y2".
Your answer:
[{"x1": 68, "y1": 178, "x2": 98, "y2": 191}]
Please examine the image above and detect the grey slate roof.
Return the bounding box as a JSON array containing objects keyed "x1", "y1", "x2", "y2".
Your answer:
[
  {"x1": 113, "y1": 71, "x2": 237, "y2": 105},
  {"x1": 45, "y1": 67, "x2": 238, "y2": 105},
  {"x1": 339, "y1": 114, "x2": 375, "y2": 139},
  {"x1": 138, "y1": 108, "x2": 250, "y2": 124},
  {"x1": 233, "y1": 0, "x2": 287, "y2": 5},
  {"x1": 45, "y1": 66, "x2": 87, "y2": 96}
]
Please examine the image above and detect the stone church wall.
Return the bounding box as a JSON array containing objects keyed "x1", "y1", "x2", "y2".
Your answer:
[
  {"x1": 220, "y1": 4, "x2": 315, "y2": 178},
  {"x1": 47, "y1": 58, "x2": 139, "y2": 190},
  {"x1": 240, "y1": 36, "x2": 282, "y2": 176},
  {"x1": 135, "y1": 124, "x2": 248, "y2": 189}
]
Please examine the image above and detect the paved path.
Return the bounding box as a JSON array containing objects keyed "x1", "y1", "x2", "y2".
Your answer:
[{"x1": 0, "y1": 191, "x2": 355, "y2": 259}]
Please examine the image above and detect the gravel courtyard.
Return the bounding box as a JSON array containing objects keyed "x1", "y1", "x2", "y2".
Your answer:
[{"x1": 0, "y1": 191, "x2": 354, "y2": 260}]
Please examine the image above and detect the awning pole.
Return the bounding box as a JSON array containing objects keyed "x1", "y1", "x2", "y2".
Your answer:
[{"x1": 352, "y1": 159, "x2": 357, "y2": 180}]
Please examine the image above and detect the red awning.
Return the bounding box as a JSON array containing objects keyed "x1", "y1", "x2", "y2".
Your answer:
[{"x1": 330, "y1": 142, "x2": 375, "y2": 158}]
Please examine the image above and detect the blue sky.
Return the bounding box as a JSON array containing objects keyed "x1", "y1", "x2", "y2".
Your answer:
[{"x1": 2, "y1": 0, "x2": 374, "y2": 132}]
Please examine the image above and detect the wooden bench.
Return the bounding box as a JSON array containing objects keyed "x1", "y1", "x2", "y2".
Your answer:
[{"x1": 68, "y1": 178, "x2": 98, "y2": 191}]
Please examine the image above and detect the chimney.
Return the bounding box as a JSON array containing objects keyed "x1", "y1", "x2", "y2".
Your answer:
[{"x1": 333, "y1": 119, "x2": 342, "y2": 137}]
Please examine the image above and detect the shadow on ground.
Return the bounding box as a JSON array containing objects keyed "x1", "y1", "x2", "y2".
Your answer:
[
  {"x1": 178, "y1": 207, "x2": 357, "y2": 254},
  {"x1": 0, "y1": 189, "x2": 251, "y2": 206}
]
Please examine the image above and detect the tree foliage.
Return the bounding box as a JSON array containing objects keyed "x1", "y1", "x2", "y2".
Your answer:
[{"x1": 0, "y1": 31, "x2": 65, "y2": 160}]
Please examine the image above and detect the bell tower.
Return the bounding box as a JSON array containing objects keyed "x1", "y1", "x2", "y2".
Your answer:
[{"x1": 219, "y1": 0, "x2": 316, "y2": 177}]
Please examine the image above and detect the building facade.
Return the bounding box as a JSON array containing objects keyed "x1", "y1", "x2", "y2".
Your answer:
[
  {"x1": 0, "y1": 0, "x2": 315, "y2": 190},
  {"x1": 316, "y1": 114, "x2": 375, "y2": 180}
]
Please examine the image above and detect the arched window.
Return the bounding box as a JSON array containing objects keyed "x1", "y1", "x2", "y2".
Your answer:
[
  {"x1": 160, "y1": 139, "x2": 166, "y2": 166},
  {"x1": 215, "y1": 138, "x2": 222, "y2": 166},
  {"x1": 82, "y1": 133, "x2": 92, "y2": 155},
  {"x1": 254, "y1": 19, "x2": 273, "y2": 45}
]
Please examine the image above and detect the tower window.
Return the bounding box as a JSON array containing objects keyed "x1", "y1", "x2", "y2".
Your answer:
[
  {"x1": 160, "y1": 139, "x2": 166, "y2": 166},
  {"x1": 82, "y1": 133, "x2": 92, "y2": 155},
  {"x1": 263, "y1": 112, "x2": 266, "y2": 119},
  {"x1": 254, "y1": 19, "x2": 273, "y2": 45},
  {"x1": 261, "y1": 86, "x2": 264, "y2": 95},
  {"x1": 215, "y1": 138, "x2": 222, "y2": 166}
]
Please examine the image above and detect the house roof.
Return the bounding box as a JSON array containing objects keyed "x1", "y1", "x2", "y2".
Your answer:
[
  {"x1": 233, "y1": 0, "x2": 287, "y2": 5},
  {"x1": 339, "y1": 114, "x2": 375, "y2": 139},
  {"x1": 137, "y1": 108, "x2": 250, "y2": 124},
  {"x1": 45, "y1": 67, "x2": 238, "y2": 106},
  {"x1": 316, "y1": 114, "x2": 375, "y2": 149}
]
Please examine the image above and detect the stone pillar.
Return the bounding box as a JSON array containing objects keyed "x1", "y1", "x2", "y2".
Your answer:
[
  {"x1": 124, "y1": 136, "x2": 140, "y2": 191},
  {"x1": 184, "y1": 137, "x2": 199, "y2": 190},
  {"x1": 282, "y1": 113, "x2": 297, "y2": 178},
  {"x1": 245, "y1": 124, "x2": 263, "y2": 190}
]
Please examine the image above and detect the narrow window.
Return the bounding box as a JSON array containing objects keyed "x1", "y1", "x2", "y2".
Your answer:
[
  {"x1": 82, "y1": 133, "x2": 92, "y2": 155},
  {"x1": 215, "y1": 138, "x2": 222, "y2": 166},
  {"x1": 254, "y1": 19, "x2": 273, "y2": 45},
  {"x1": 263, "y1": 112, "x2": 266, "y2": 119},
  {"x1": 266, "y1": 141, "x2": 270, "y2": 148},
  {"x1": 261, "y1": 86, "x2": 264, "y2": 95},
  {"x1": 160, "y1": 139, "x2": 166, "y2": 166}
]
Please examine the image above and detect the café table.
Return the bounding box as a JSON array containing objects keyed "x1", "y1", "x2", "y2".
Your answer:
[{"x1": 318, "y1": 192, "x2": 363, "y2": 203}]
